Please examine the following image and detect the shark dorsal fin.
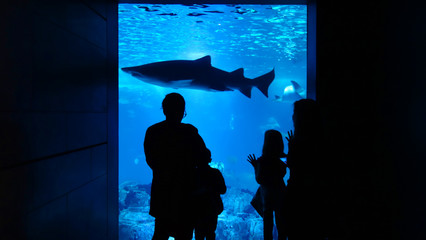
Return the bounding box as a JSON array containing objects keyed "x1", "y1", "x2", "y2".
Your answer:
[
  {"x1": 194, "y1": 55, "x2": 212, "y2": 66},
  {"x1": 231, "y1": 68, "x2": 244, "y2": 77}
]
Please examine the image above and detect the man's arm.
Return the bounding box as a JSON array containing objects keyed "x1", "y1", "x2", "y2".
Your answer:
[
  {"x1": 214, "y1": 170, "x2": 227, "y2": 195},
  {"x1": 144, "y1": 127, "x2": 155, "y2": 169}
]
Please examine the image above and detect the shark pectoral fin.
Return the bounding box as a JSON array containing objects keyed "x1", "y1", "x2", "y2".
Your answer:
[
  {"x1": 210, "y1": 84, "x2": 233, "y2": 92},
  {"x1": 231, "y1": 68, "x2": 244, "y2": 78},
  {"x1": 194, "y1": 55, "x2": 212, "y2": 66},
  {"x1": 239, "y1": 86, "x2": 252, "y2": 98},
  {"x1": 170, "y1": 79, "x2": 193, "y2": 88}
]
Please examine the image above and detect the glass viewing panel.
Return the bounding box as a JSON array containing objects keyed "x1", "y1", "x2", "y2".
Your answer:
[{"x1": 119, "y1": 3, "x2": 307, "y2": 239}]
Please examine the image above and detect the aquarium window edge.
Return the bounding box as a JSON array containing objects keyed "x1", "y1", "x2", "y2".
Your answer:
[{"x1": 119, "y1": 0, "x2": 308, "y2": 5}]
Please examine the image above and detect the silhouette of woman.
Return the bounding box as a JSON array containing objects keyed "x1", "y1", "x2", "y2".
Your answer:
[
  {"x1": 248, "y1": 130, "x2": 288, "y2": 240},
  {"x1": 286, "y1": 99, "x2": 326, "y2": 240}
]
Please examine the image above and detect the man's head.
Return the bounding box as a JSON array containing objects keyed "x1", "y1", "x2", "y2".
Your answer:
[{"x1": 162, "y1": 93, "x2": 186, "y2": 123}]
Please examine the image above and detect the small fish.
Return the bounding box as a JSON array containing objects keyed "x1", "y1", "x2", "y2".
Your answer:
[
  {"x1": 204, "y1": 10, "x2": 224, "y2": 14},
  {"x1": 232, "y1": 8, "x2": 257, "y2": 15},
  {"x1": 137, "y1": 6, "x2": 159, "y2": 12},
  {"x1": 158, "y1": 13, "x2": 177, "y2": 16},
  {"x1": 187, "y1": 12, "x2": 206, "y2": 17},
  {"x1": 185, "y1": 4, "x2": 209, "y2": 9}
]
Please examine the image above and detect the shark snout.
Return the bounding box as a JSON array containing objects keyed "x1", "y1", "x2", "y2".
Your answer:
[
  {"x1": 121, "y1": 67, "x2": 147, "y2": 79},
  {"x1": 121, "y1": 67, "x2": 132, "y2": 73}
]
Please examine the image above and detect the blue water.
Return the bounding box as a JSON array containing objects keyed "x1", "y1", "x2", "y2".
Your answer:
[{"x1": 119, "y1": 4, "x2": 306, "y2": 239}]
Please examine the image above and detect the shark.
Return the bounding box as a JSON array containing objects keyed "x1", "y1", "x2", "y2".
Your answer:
[
  {"x1": 274, "y1": 80, "x2": 306, "y2": 102},
  {"x1": 121, "y1": 55, "x2": 275, "y2": 98}
]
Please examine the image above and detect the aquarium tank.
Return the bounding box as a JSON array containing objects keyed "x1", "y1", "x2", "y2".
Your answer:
[{"x1": 119, "y1": 3, "x2": 307, "y2": 239}]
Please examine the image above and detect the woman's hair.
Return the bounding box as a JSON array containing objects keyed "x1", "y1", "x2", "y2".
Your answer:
[
  {"x1": 262, "y1": 129, "x2": 285, "y2": 158},
  {"x1": 293, "y1": 99, "x2": 322, "y2": 136}
]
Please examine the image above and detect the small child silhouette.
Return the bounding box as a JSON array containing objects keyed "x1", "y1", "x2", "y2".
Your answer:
[
  {"x1": 193, "y1": 148, "x2": 227, "y2": 240},
  {"x1": 248, "y1": 130, "x2": 288, "y2": 240}
]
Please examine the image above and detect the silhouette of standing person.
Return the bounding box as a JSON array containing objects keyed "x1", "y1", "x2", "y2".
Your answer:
[
  {"x1": 248, "y1": 130, "x2": 288, "y2": 240},
  {"x1": 286, "y1": 99, "x2": 326, "y2": 240},
  {"x1": 193, "y1": 148, "x2": 226, "y2": 240},
  {"x1": 144, "y1": 93, "x2": 207, "y2": 240}
]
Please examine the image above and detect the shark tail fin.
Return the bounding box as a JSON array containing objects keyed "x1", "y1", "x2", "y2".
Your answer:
[{"x1": 253, "y1": 68, "x2": 275, "y2": 98}]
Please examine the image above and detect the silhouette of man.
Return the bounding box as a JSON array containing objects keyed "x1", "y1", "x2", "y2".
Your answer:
[{"x1": 144, "y1": 93, "x2": 207, "y2": 240}]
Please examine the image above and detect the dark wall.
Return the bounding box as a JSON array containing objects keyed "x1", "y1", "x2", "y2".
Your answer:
[
  {"x1": 0, "y1": 0, "x2": 117, "y2": 239},
  {"x1": 1, "y1": 0, "x2": 425, "y2": 239},
  {"x1": 316, "y1": 1, "x2": 426, "y2": 239}
]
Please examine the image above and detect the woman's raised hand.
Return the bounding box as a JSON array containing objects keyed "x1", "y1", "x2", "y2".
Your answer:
[{"x1": 286, "y1": 130, "x2": 294, "y2": 145}]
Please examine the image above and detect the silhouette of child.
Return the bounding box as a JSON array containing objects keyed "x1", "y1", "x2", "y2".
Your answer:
[
  {"x1": 248, "y1": 130, "x2": 288, "y2": 240},
  {"x1": 193, "y1": 148, "x2": 227, "y2": 240}
]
